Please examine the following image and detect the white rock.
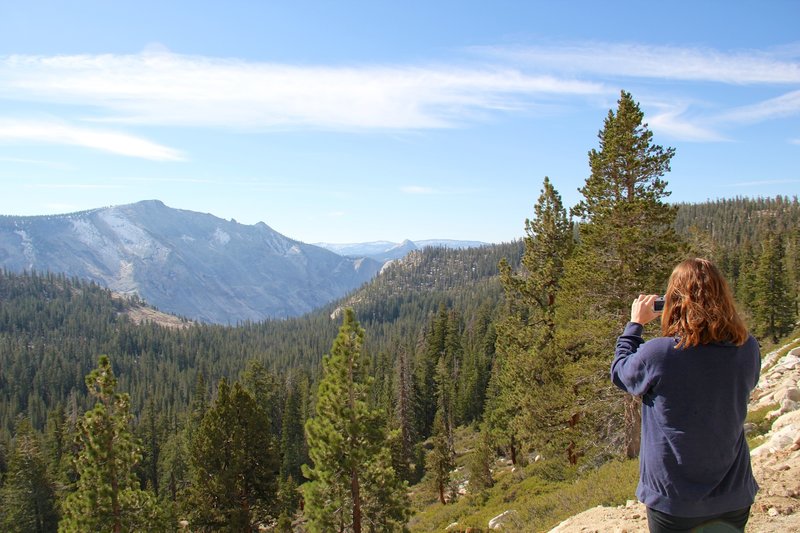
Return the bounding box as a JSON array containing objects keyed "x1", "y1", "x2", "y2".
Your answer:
[
  {"x1": 752, "y1": 422, "x2": 799, "y2": 456},
  {"x1": 768, "y1": 507, "x2": 780, "y2": 517},
  {"x1": 772, "y1": 409, "x2": 800, "y2": 432},
  {"x1": 777, "y1": 388, "x2": 800, "y2": 402},
  {"x1": 446, "y1": 522, "x2": 459, "y2": 531},
  {"x1": 489, "y1": 509, "x2": 519, "y2": 530}
]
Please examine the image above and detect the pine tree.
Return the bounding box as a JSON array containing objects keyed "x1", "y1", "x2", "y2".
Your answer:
[
  {"x1": 426, "y1": 405, "x2": 455, "y2": 505},
  {"x1": 187, "y1": 378, "x2": 279, "y2": 531},
  {"x1": 467, "y1": 427, "x2": 494, "y2": 493},
  {"x1": 303, "y1": 308, "x2": 409, "y2": 533},
  {"x1": 753, "y1": 233, "x2": 796, "y2": 342},
  {"x1": 557, "y1": 91, "x2": 682, "y2": 460},
  {"x1": 486, "y1": 177, "x2": 574, "y2": 464},
  {"x1": 280, "y1": 374, "x2": 307, "y2": 486},
  {"x1": 59, "y1": 356, "x2": 166, "y2": 533},
  {"x1": 391, "y1": 344, "x2": 417, "y2": 483},
  {"x1": 415, "y1": 304, "x2": 449, "y2": 438},
  {"x1": 0, "y1": 417, "x2": 58, "y2": 533}
]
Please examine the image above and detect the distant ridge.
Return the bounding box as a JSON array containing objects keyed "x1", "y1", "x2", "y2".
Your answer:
[
  {"x1": 315, "y1": 238, "x2": 488, "y2": 262},
  {"x1": 0, "y1": 200, "x2": 382, "y2": 323}
]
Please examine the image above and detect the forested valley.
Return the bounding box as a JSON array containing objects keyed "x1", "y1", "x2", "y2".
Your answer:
[{"x1": 0, "y1": 92, "x2": 798, "y2": 532}]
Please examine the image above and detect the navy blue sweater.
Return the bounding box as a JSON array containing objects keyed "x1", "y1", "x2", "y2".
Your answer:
[{"x1": 611, "y1": 322, "x2": 760, "y2": 517}]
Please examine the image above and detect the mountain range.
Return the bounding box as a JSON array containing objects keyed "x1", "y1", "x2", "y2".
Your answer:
[
  {"x1": 315, "y1": 239, "x2": 487, "y2": 262},
  {"x1": 0, "y1": 200, "x2": 385, "y2": 323}
]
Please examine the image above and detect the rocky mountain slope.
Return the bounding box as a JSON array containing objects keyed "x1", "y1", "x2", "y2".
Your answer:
[
  {"x1": 0, "y1": 200, "x2": 381, "y2": 323},
  {"x1": 549, "y1": 339, "x2": 800, "y2": 533}
]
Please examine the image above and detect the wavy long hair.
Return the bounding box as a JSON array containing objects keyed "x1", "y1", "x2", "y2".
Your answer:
[{"x1": 661, "y1": 258, "x2": 749, "y2": 349}]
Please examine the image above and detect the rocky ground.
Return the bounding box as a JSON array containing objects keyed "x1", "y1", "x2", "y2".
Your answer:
[{"x1": 549, "y1": 339, "x2": 800, "y2": 533}]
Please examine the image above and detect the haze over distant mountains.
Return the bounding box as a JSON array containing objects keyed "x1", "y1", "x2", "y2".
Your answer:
[
  {"x1": 0, "y1": 200, "x2": 386, "y2": 323},
  {"x1": 315, "y1": 239, "x2": 488, "y2": 263}
]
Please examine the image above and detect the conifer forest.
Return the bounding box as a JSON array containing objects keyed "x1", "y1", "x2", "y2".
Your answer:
[{"x1": 0, "y1": 92, "x2": 798, "y2": 532}]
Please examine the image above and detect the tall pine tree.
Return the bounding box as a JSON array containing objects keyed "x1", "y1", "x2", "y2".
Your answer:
[
  {"x1": 753, "y1": 233, "x2": 796, "y2": 342},
  {"x1": 485, "y1": 177, "x2": 574, "y2": 464},
  {"x1": 59, "y1": 356, "x2": 166, "y2": 533},
  {"x1": 557, "y1": 91, "x2": 682, "y2": 460},
  {"x1": 0, "y1": 417, "x2": 58, "y2": 533},
  {"x1": 187, "y1": 378, "x2": 279, "y2": 531},
  {"x1": 303, "y1": 309, "x2": 408, "y2": 533}
]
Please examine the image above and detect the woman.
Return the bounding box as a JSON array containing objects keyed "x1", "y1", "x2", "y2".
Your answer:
[{"x1": 611, "y1": 258, "x2": 760, "y2": 532}]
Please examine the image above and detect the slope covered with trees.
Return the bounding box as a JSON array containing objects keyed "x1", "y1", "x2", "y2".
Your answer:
[{"x1": 0, "y1": 92, "x2": 797, "y2": 531}]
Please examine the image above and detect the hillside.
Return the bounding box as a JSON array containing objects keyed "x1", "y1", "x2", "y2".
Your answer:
[
  {"x1": 0, "y1": 241, "x2": 521, "y2": 437},
  {"x1": 0, "y1": 200, "x2": 382, "y2": 323},
  {"x1": 0, "y1": 196, "x2": 797, "y2": 531}
]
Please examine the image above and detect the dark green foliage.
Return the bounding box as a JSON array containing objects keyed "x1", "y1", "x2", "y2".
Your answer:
[
  {"x1": 753, "y1": 233, "x2": 796, "y2": 342},
  {"x1": 280, "y1": 372, "x2": 309, "y2": 486},
  {"x1": 187, "y1": 378, "x2": 279, "y2": 531},
  {"x1": 303, "y1": 309, "x2": 409, "y2": 532},
  {"x1": 486, "y1": 177, "x2": 574, "y2": 465},
  {"x1": 0, "y1": 417, "x2": 58, "y2": 532},
  {"x1": 673, "y1": 196, "x2": 800, "y2": 334},
  {"x1": 467, "y1": 428, "x2": 494, "y2": 493},
  {"x1": 59, "y1": 356, "x2": 167, "y2": 533},
  {"x1": 0, "y1": 183, "x2": 797, "y2": 530},
  {"x1": 557, "y1": 91, "x2": 682, "y2": 461},
  {"x1": 426, "y1": 406, "x2": 455, "y2": 505}
]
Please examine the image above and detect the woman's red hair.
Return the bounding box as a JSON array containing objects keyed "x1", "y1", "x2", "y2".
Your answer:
[{"x1": 661, "y1": 258, "x2": 749, "y2": 348}]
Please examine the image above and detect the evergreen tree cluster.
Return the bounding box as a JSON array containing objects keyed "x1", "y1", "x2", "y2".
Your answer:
[{"x1": 0, "y1": 91, "x2": 797, "y2": 529}]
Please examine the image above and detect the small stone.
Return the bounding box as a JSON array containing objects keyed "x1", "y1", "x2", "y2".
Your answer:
[{"x1": 768, "y1": 507, "x2": 779, "y2": 517}]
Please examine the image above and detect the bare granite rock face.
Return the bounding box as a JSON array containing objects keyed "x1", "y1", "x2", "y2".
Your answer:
[{"x1": 0, "y1": 200, "x2": 382, "y2": 323}]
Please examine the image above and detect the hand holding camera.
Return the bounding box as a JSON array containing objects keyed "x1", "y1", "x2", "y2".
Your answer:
[{"x1": 630, "y1": 294, "x2": 663, "y2": 325}]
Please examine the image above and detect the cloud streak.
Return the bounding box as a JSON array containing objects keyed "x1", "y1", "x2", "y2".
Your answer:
[
  {"x1": 0, "y1": 43, "x2": 796, "y2": 149},
  {"x1": 0, "y1": 52, "x2": 605, "y2": 131},
  {"x1": 401, "y1": 185, "x2": 438, "y2": 194},
  {"x1": 478, "y1": 42, "x2": 800, "y2": 84},
  {"x1": 718, "y1": 90, "x2": 800, "y2": 123},
  {"x1": 0, "y1": 118, "x2": 184, "y2": 160}
]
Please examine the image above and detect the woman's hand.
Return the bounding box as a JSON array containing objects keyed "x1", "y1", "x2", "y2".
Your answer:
[{"x1": 631, "y1": 294, "x2": 662, "y2": 325}]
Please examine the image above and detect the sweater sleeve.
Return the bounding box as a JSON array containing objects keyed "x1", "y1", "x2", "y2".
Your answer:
[{"x1": 611, "y1": 322, "x2": 656, "y2": 396}]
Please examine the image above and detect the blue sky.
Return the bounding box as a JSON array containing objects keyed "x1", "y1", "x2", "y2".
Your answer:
[{"x1": 0, "y1": 1, "x2": 798, "y2": 244}]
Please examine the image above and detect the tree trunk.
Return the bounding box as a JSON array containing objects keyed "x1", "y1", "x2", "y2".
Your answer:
[
  {"x1": 351, "y1": 468, "x2": 362, "y2": 533},
  {"x1": 509, "y1": 435, "x2": 518, "y2": 466},
  {"x1": 624, "y1": 394, "x2": 641, "y2": 458}
]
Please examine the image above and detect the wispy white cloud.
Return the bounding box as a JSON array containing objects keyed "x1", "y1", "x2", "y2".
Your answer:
[
  {"x1": 0, "y1": 52, "x2": 606, "y2": 131},
  {"x1": 648, "y1": 105, "x2": 728, "y2": 142},
  {"x1": 791, "y1": 138, "x2": 800, "y2": 145},
  {"x1": 0, "y1": 155, "x2": 74, "y2": 169},
  {"x1": 0, "y1": 118, "x2": 184, "y2": 161},
  {"x1": 401, "y1": 185, "x2": 438, "y2": 194},
  {"x1": 717, "y1": 90, "x2": 800, "y2": 123},
  {"x1": 477, "y1": 42, "x2": 800, "y2": 84}
]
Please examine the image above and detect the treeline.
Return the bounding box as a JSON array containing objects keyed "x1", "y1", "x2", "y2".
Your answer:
[
  {"x1": 0, "y1": 242, "x2": 519, "y2": 530},
  {"x1": 676, "y1": 196, "x2": 799, "y2": 342},
  {"x1": 0, "y1": 91, "x2": 798, "y2": 531}
]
